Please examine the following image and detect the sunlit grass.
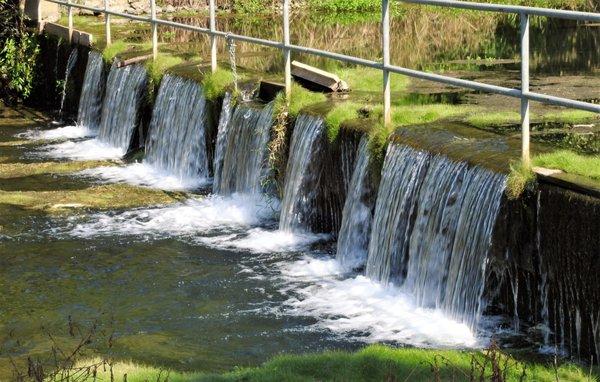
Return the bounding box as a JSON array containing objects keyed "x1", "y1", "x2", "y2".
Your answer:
[
  {"x1": 287, "y1": 83, "x2": 327, "y2": 117},
  {"x1": 325, "y1": 102, "x2": 362, "y2": 142},
  {"x1": 466, "y1": 109, "x2": 598, "y2": 128},
  {"x1": 145, "y1": 54, "x2": 184, "y2": 86},
  {"x1": 337, "y1": 67, "x2": 410, "y2": 94},
  {"x1": 533, "y1": 150, "x2": 600, "y2": 180},
  {"x1": 70, "y1": 345, "x2": 596, "y2": 381},
  {"x1": 101, "y1": 40, "x2": 129, "y2": 63},
  {"x1": 506, "y1": 160, "x2": 535, "y2": 199},
  {"x1": 201, "y1": 68, "x2": 235, "y2": 101}
]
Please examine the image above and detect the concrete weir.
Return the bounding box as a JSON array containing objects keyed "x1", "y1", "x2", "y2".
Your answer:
[{"x1": 27, "y1": 33, "x2": 600, "y2": 364}]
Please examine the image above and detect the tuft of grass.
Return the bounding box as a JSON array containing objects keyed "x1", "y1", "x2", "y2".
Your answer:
[
  {"x1": 506, "y1": 160, "x2": 536, "y2": 199},
  {"x1": 324, "y1": 102, "x2": 362, "y2": 142},
  {"x1": 145, "y1": 54, "x2": 184, "y2": 87},
  {"x1": 68, "y1": 344, "x2": 596, "y2": 381},
  {"x1": 466, "y1": 109, "x2": 598, "y2": 129},
  {"x1": 201, "y1": 69, "x2": 235, "y2": 101},
  {"x1": 102, "y1": 40, "x2": 128, "y2": 63},
  {"x1": 533, "y1": 150, "x2": 600, "y2": 180},
  {"x1": 287, "y1": 83, "x2": 327, "y2": 118}
]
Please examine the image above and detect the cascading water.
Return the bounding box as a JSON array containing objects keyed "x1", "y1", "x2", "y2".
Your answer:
[
  {"x1": 58, "y1": 48, "x2": 78, "y2": 120},
  {"x1": 144, "y1": 75, "x2": 209, "y2": 184},
  {"x1": 365, "y1": 142, "x2": 506, "y2": 330},
  {"x1": 279, "y1": 115, "x2": 325, "y2": 232},
  {"x1": 97, "y1": 63, "x2": 148, "y2": 152},
  {"x1": 77, "y1": 51, "x2": 105, "y2": 130},
  {"x1": 336, "y1": 137, "x2": 375, "y2": 271},
  {"x1": 213, "y1": 102, "x2": 274, "y2": 195},
  {"x1": 212, "y1": 92, "x2": 233, "y2": 193}
]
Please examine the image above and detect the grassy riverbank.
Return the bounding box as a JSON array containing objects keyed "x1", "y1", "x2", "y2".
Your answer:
[{"x1": 67, "y1": 345, "x2": 597, "y2": 381}]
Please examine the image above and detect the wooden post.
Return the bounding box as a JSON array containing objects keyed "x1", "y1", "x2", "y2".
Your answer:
[
  {"x1": 67, "y1": 0, "x2": 73, "y2": 43},
  {"x1": 520, "y1": 12, "x2": 530, "y2": 165},
  {"x1": 283, "y1": 0, "x2": 291, "y2": 102},
  {"x1": 209, "y1": 0, "x2": 217, "y2": 72},
  {"x1": 382, "y1": 0, "x2": 391, "y2": 127},
  {"x1": 151, "y1": 0, "x2": 158, "y2": 60},
  {"x1": 104, "y1": 0, "x2": 111, "y2": 46}
]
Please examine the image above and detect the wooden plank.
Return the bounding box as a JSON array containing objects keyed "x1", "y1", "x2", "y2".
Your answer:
[
  {"x1": 116, "y1": 54, "x2": 153, "y2": 68},
  {"x1": 291, "y1": 60, "x2": 341, "y2": 92}
]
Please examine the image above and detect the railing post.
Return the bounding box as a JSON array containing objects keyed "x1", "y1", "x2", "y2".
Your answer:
[
  {"x1": 209, "y1": 0, "x2": 217, "y2": 72},
  {"x1": 520, "y1": 12, "x2": 530, "y2": 165},
  {"x1": 283, "y1": 0, "x2": 291, "y2": 102},
  {"x1": 151, "y1": 0, "x2": 158, "y2": 60},
  {"x1": 382, "y1": 0, "x2": 391, "y2": 127},
  {"x1": 104, "y1": 0, "x2": 111, "y2": 46},
  {"x1": 67, "y1": 0, "x2": 73, "y2": 43}
]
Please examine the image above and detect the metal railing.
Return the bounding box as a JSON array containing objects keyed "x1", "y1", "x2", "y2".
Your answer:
[{"x1": 46, "y1": 0, "x2": 600, "y2": 164}]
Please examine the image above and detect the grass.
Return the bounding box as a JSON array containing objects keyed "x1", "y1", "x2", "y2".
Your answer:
[
  {"x1": 466, "y1": 110, "x2": 598, "y2": 129},
  {"x1": 325, "y1": 102, "x2": 362, "y2": 142},
  {"x1": 201, "y1": 69, "x2": 235, "y2": 101},
  {"x1": 285, "y1": 83, "x2": 327, "y2": 118},
  {"x1": 506, "y1": 160, "x2": 536, "y2": 199},
  {"x1": 533, "y1": 150, "x2": 600, "y2": 180},
  {"x1": 0, "y1": 160, "x2": 115, "y2": 179},
  {"x1": 145, "y1": 54, "x2": 184, "y2": 87},
  {"x1": 67, "y1": 345, "x2": 596, "y2": 381},
  {"x1": 102, "y1": 40, "x2": 129, "y2": 63},
  {"x1": 0, "y1": 184, "x2": 185, "y2": 211},
  {"x1": 337, "y1": 67, "x2": 411, "y2": 96}
]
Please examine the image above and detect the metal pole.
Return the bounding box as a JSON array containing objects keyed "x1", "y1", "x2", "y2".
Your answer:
[
  {"x1": 283, "y1": 0, "x2": 291, "y2": 101},
  {"x1": 67, "y1": 0, "x2": 73, "y2": 43},
  {"x1": 382, "y1": 0, "x2": 391, "y2": 127},
  {"x1": 104, "y1": 0, "x2": 111, "y2": 45},
  {"x1": 520, "y1": 12, "x2": 530, "y2": 165},
  {"x1": 209, "y1": 0, "x2": 217, "y2": 72},
  {"x1": 151, "y1": 0, "x2": 158, "y2": 60}
]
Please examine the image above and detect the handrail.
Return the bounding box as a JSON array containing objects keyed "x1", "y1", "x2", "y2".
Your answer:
[{"x1": 44, "y1": 0, "x2": 600, "y2": 164}]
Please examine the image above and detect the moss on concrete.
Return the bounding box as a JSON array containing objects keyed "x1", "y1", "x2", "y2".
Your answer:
[
  {"x1": 0, "y1": 184, "x2": 185, "y2": 212},
  {"x1": 201, "y1": 68, "x2": 236, "y2": 101},
  {"x1": 0, "y1": 160, "x2": 116, "y2": 179},
  {"x1": 506, "y1": 160, "x2": 536, "y2": 199}
]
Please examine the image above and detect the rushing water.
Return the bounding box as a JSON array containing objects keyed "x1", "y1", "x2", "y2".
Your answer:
[
  {"x1": 335, "y1": 137, "x2": 374, "y2": 271},
  {"x1": 58, "y1": 48, "x2": 78, "y2": 121},
  {"x1": 212, "y1": 92, "x2": 233, "y2": 193},
  {"x1": 279, "y1": 115, "x2": 325, "y2": 233},
  {"x1": 144, "y1": 75, "x2": 210, "y2": 185},
  {"x1": 77, "y1": 51, "x2": 105, "y2": 130},
  {"x1": 213, "y1": 102, "x2": 274, "y2": 195},
  {"x1": 97, "y1": 63, "x2": 148, "y2": 152},
  {"x1": 365, "y1": 143, "x2": 506, "y2": 330}
]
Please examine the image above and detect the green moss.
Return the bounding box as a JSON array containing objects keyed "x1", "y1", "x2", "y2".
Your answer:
[
  {"x1": 0, "y1": 160, "x2": 115, "y2": 179},
  {"x1": 337, "y1": 67, "x2": 410, "y2": 95},
  {"x1": 288, "y1": 83, "x2": 327, "y2": 118},
  {"x1": 145, "y1": 54, "x2": 184, "y2": 87},
  {"x1": 102, "y1": 40, "x2": 128, "y2": 63},
  {"x1": 201, "y1": 69, "x2": 235, "y2": 101},
  {"x1": 0, "y1": 184, "x2": 184, "y2": 211},
  {"x1": 533, "y1": 150, "x2": 600, "y2": 180},
  {"x1": 506, "y1": 160, "x2": 536, "y2": 199},
  {"x1": 70, "y1": 345, "x2": 595, "y2": 381},
  {"x1": 324, "y1": 102, "x2": 362, "y2": 142}
]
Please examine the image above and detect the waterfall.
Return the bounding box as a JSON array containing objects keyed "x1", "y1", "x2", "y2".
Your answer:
[
  {"x1": 336, "y1": 137, "x2": 375, "y2": 271},
  {"x1": 279, "y1": 115, "x2": 325, "y2": 232},
  {"x1": 77, "y1": 51, "x2": 105, "y2": 130},
  {"x1": 144, "y1": 75, "x2": 209, "y2": 184},
  {"x1": 58, "y1": 48, "x2": 78, "y2": 120},
  {"x1": 213, "y1": 101, "x2": 274, "y2": 195},
  {"x1": 212, "y1": 92, "x2": 233, "y2": 193},
  {"x1": 365, "y1": 142, "x2": 506, "y2": 330},
  {"x1": 97, "y1": 63, "x2": 148, "y2": 152}
]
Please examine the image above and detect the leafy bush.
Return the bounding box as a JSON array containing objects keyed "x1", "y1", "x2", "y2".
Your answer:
[{"x1": 0, "y1": 0, "x2": 40, "y2": 100}]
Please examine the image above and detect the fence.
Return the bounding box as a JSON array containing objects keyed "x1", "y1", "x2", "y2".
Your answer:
[{"x1": 47, "y1": 0, "x2": 600, "y2": 164}]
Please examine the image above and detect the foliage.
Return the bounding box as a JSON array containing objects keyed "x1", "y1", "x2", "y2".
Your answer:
[
  {"x1": 0, "y1": 0, "x2": 40, "y2": 100},
  {"x1": 305, "y1": 0, "x2": 382, "y2": 12},
  {"x1": 101, "y1": 40, "x2": 128, "y2": 63},
  {"x1": 324, "y1": 102, "x2": 361, "y2": 142},
  {"x1": 506, "y1": 160, "x2": 536, "y2": 199},
  {"x1": 287, "y1": 83, "x2": 327, "y2": 117},
  {"x1": 145, "y1": 54, "x2": 183, "y2": 89},
  {"x1": 533, "y1": 150, "x2": 600, "y2": 180},
  {"x1": 201, "y1": 68, "x2": 235, "y2": 101}
]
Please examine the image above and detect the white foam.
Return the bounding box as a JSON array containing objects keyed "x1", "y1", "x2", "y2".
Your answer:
[
  {"x1": 78, "y1": 162, "x2": 210, "y2": 191},
  {"x1": 200, "y1": 228, "x2": 328, "y2": 253},
  {"x1": 18, "y1": 125, "x2": 96, "y2": 141},
  {"x1": 66, "y1": 194, "x2": 279, "y2": 239},
  {"x1": 41, "y1": 138, "x2": 125, "y2": 161},
  {"x1": 278, "y1": 256, "x2": 479, "y2": 348}
]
